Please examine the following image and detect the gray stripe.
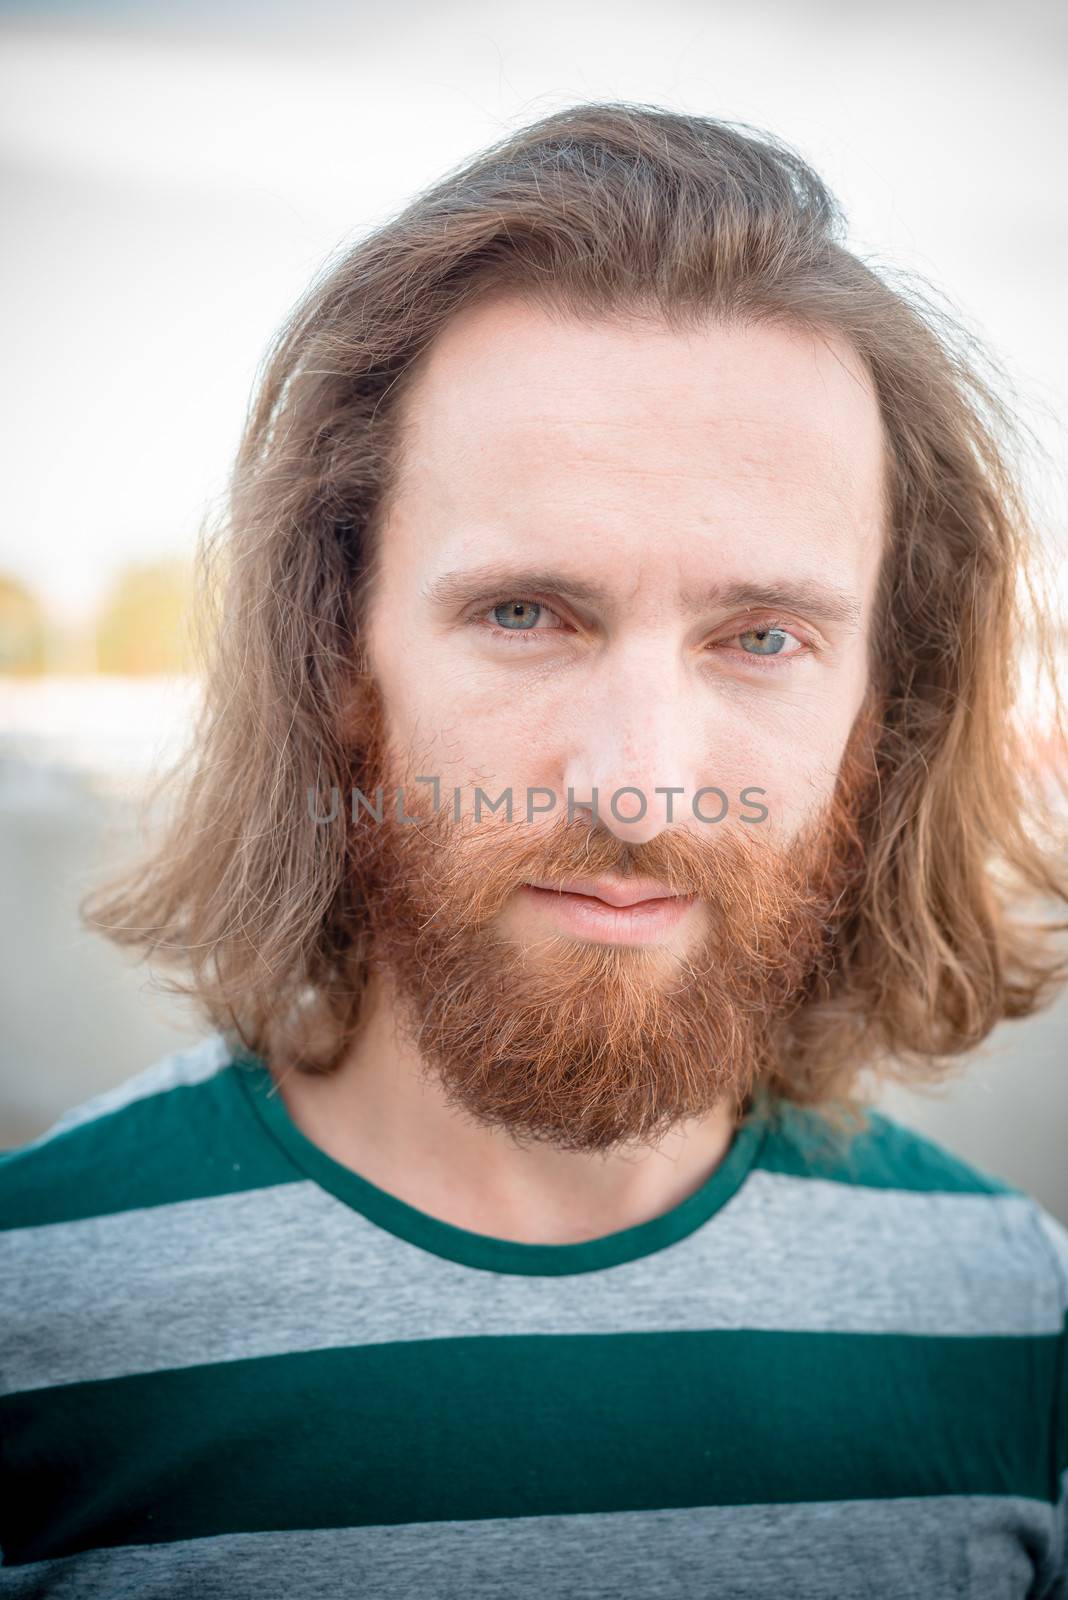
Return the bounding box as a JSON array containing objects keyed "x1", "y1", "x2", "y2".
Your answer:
[
  {"x1": 1, "y1": 1172, "x2": 1060, "y2": 1395},
  {"x1": 1037, "y1": 1205, "x2": 1068, "y2": 1298},
  {"x1": 27, "y1": 1035, "x2": 231, "y2": 1148},
  {"x1": 0, "y1": 1492, "x2": 1057, "y2": 1598}
]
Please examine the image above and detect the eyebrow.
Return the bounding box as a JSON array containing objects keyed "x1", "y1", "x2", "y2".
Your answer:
[{"x1": 423, "y1": 565, "x2": 863, "y2": 630}]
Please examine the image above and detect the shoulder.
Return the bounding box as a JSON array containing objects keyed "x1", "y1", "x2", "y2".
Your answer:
[
  {"x1": 23, "y1": 1032, "x2": 235, "y2": 1146},
  {"x1": 0, "y1": 1034, "x2": 265, "y2": 1231},
  {"x1": 0, "y1": 1037, "x2": 302, "y2": 1407},
  {"x1": 756, "y1": 1095, "x2": 1021, "y2": 1195},
  {"x1": 749, "y1": 1095, "x2": 1068, "y2": 1334}
]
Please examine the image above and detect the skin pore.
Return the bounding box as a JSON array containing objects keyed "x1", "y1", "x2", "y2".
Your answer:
[{"x1": 274, "y1": 294, "x2": 889, "y2": 1245}]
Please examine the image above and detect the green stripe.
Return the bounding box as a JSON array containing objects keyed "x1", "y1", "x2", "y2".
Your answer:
[
  {"x1": 2, "y1": 1328, "x2": 1056, "y2": 1563},
  {"x1": 0, "y1": 1070, "x2": 296, "y2": 1230},
  {"x1": 755, "y1": 1101, "x2": 1019, "y2": 1195},
  {"x1": 0, "y1": 1052, "x2": 1017, "y2": 1239}
]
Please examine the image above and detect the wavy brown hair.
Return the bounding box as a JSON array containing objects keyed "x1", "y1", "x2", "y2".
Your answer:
[{"x1": 82, "y1": 100, "x2": 1068, "y2": 1110}]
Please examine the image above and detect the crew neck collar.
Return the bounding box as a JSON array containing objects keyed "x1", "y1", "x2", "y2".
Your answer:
[{"x1": 230, "y1": 1052, "x2": 771, "y2": 1277}]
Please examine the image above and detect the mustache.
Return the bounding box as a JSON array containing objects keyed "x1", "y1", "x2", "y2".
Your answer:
[{"x1": 360, "y1": 784, "x2": 866, "y2": 940}]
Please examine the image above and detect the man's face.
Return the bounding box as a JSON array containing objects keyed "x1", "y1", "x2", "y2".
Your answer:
[{"x1": 355, "y1": 296, "x2": 887, "y2": 1151}]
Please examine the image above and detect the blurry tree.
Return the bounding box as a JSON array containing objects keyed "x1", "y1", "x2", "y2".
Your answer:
[
  {"x1": 0, "y1": 574, "x2": 49, "y2": 674},
  {"x1": 96, "y1": 558, "x2": 197, "y2": 675}
]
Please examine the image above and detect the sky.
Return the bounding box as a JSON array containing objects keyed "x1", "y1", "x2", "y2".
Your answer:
[{"x1": 2, "y1": 0, "x2": 1066, "y2": 624}]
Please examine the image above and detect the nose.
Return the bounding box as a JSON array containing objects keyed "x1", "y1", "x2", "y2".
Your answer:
[{"x1": 562, "y1": 649, "x2": 700, "y2": 845}]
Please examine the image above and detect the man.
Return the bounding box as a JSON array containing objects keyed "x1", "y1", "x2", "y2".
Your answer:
[{"x1": 2, "y1": 102, "x2": 1067, "y2": 1597}]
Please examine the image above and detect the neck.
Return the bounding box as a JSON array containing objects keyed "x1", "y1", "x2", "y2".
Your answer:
[{"x1": 273, "y1": 966, "x2": 741, "y2": 1246}]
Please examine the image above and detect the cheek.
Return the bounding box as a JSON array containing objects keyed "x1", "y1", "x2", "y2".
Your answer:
[
  {"x1": 383, "y1": 678, "x2": 559, "y2": 799},
  {"x1": 702, "y1": 703, "x2": 857, "y2": 839}
]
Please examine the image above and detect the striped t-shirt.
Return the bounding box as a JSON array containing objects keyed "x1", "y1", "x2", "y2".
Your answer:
[{"x1": 1, "y1": 1035, "x2": 1066, "y2": 1598}]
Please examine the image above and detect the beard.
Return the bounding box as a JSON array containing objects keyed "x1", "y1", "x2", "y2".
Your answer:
[{"x1": 345, "y1": 681, "x2": 880, "y2": 1156}]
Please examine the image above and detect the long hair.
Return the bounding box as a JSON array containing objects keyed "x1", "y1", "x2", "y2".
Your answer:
[{"x1": 82, "y1": 100, "x2": 1068, "y2": 1110}]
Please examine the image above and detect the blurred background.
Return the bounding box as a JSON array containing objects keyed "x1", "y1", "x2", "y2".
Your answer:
[{"x1": 1, "y1": 0, "x2": 1066, "y2": 1218}]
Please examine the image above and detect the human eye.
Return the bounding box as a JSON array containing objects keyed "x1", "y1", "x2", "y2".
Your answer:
[
  {"x1": 475, "y1": 598, "x2": 569, "y2": 642},
  {"x1": 711, "y1": 617, "x2": 813, "y2": 670}
]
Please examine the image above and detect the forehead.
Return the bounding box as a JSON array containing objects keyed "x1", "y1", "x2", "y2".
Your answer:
[{"x1": 385, "y1": 294, "x2": 887, "y2": 566}]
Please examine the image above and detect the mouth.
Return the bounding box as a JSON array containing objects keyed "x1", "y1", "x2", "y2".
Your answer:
[
  {"x1": 523, "y1": 876, "x2": 687, "y2": 908},
  {"x1": 517, "y1": 878, "x2": 697, "y2": 946}
]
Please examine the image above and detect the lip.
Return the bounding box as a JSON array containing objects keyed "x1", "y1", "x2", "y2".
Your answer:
[
  {"x1": 517, "y1": 880, "x2": 697, "y2": 946},
  {"x1": 523, "y1": 876, "x2": 684, "y2": 909}
]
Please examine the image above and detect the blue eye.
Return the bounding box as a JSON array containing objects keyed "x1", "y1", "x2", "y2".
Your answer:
[
  {"x1": 493, "y1": 600, "x2": 542, "y2": 631},
  {"x1": 738, "y1": 626, "x2": 790, "y2": 656}
]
